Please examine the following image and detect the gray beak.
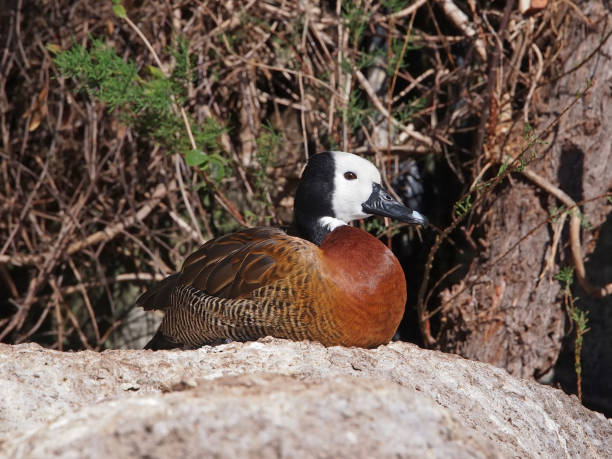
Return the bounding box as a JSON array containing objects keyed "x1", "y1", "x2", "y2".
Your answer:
[{"x1": 362, "y1": 183, "x2": 428, "y2": 227}]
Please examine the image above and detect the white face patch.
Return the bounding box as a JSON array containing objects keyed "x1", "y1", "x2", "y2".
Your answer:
[{"x1": 329, "y1": 151, "x2": 382, "y2": 223}]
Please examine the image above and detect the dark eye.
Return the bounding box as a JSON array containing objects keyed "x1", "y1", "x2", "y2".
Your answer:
[{"x1": 344, "y1": 171, "x2": 357, "y2": 180}]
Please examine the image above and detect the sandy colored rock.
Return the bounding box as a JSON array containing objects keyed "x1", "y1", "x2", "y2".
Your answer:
[{"x1": 0, "y1": 338, "x2": 610, "y2": 458}]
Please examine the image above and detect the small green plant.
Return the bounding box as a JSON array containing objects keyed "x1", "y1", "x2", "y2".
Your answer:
[
  {"x1": 395, "y1": 97, "x2": 425, "y2": 124},
  {"x1": 341, "y1": 89, "x2": 374, "y2": 132},
  {"x1": 387, "y1": 34, "x2": 419, "y2": 75},
  {"x1": 579, "y1": 212, "x2": 592, "y2": 229},
  {"x1": 570, "y1": 306, "x2": 589, "y2": 401},
  {"x1": 548, "y1": 205, "x2": 593, "y2": 230},
  {"x1": 325, "y1": 135, "x2": 340, "y2": 152},
  {"x1": 254, "y1": 122, "x2": 282, "y2": 197},
  {"x1": 169, "y1": 36, "x2": 196, "y2": 85},
  {"x1": 366, "y1": 218, "x2": 403, "y2": 239},
  {"x1": 52, "y1": 1, "x2": 229, "y2": 183},
  {"x1": 243, "y1": 209, "x2": 273, "y2": 227},
  {"x1": 555, "y1": 265, "x2": 574, "y2": 289},
  {"x1": 52, "y1": 38, "x2": 228, "y2": 179},
  {"x1": 516, "y1": 122, "x2": 549, "y2": 172},
  {"x1": 555, "y1": 266, "x2": 590, "y2": 402},
  {"x1": 549, "y1": 205, "x2": 566, "y2": 222},
  {"x1": 454, "y1": 194, "x2": 473, "y2": 218},
  {"x1": 341, "y1": 3, "x2": 371, "y2": 46},
  {"x1": 514, "y1": 153, "x2": 528, "y2": 173},
  {"x1": 381, "y1": 0, "x2": 408, "y2": 14},
  {"x1": 340, "y1": 55, "x2": 356, "y2": 75},
  {"x1": 356, "y1": 48, "x2": 382, "y2": 70},
  {"x1": 256, "y1": 123, "x2": 282, "y2": 166},
  {"x1": 497, "y1": 158, "x2": 510, "y2": 176}
]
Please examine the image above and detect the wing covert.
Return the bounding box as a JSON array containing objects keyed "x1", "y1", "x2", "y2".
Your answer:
[{"x1": 177, "y1": 227, "x2": 313, "y2": 299}]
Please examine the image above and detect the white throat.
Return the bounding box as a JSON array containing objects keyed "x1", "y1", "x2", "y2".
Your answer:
[{"x1": 318, "y1": 216, "x2": 347, "y2": 231}]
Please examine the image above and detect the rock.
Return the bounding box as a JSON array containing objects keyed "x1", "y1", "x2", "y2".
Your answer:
[{"x1": 0, "y1": 338, "x2": 610, "y2": 458}]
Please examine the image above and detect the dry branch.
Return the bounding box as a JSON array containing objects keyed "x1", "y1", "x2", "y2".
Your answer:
[{"x1": 519, "y1": 167, "x2": 612, "y2": 298}]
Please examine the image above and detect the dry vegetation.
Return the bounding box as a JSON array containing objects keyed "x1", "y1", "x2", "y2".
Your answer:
[{"x1": 1, "y1": 0, "x2": 611, "y2": 410}]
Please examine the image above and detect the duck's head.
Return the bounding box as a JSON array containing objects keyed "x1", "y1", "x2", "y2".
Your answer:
[{"x1": 294, "y1": 151, "x2": 428, "y2": 245}]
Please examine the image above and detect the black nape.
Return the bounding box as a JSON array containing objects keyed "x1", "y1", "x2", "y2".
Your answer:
[{"x1": 293, "y1": 152, "x2": 336, "y2": 245}]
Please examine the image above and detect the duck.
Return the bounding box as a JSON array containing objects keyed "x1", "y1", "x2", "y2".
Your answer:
[{"x1": 138, "y1": 151, "x2": 427, "y2": 350}]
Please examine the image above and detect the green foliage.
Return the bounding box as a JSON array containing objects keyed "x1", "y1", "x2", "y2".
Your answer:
[
  {"x1": 365, "y1": 217, "x2": 386, "y2": 236},
  {"x1": 340, "y1": 56, "x2": 355, "y2": 74},
  {"x1": 341, "y1": 3, "x2": 371, "y2": 46},
  {"x1": 388, "y1": 33, "x2": 419, "y2": 75},
  {"x1": 548, "y1": 205, "x2": 592, "y2": 229},
  {"x1": 570, "y1": 307, "x2": 589, "y2": 399},
  {"x1": 454, "y1": 194, "x2": 473, "y2": 218},
  {"x1": 549, "y1": 205, "x2": 566, "y2": 222},
  {"x1": 244, "y1": 209, "x2": 273, "y2": 227},
  {"x1": 555, "y1": 266, "x2": 574, "y2": 289},
  {"x1": 517, "y1": 122, "x2": 549, "y2": 172},
  {"x1": 254, "y1": 122, "x2": 282, "y2": 198},
  {"x1": 396, "y1": 97, "x2": 425, "y2": 124},
  {"x1": 555, "y1": 266, "x2": 590, "y2": 402},
  {"x1": 356, "y1": 48, "x2": 383, "y2": 70},
  {"x1": 473, "y1": 177, "x2": 493, "y2": 195},
  {"x1": 365, "y1": 218, "x2": 402, "y2": 239},
  {"x1": 341, "y1": 90, "x2": 373, "y2": 131},
  {"x1": 579, "y1": 212, "x2": 592, "y2": 229},
  {"x1": 212, "y1": 207, "x2": 241, "y2": 235},
  {"x1": 256, "y1": 122, "x2": 282, "y2": 168},
  {"x1": 53, "y1": 39, "x2": 140, "y2": 111},
  {"x1": 381, "y1": 0, "x2": 408, "y2": 14},
  {"x1": 337, "y1": 2, "x2": 422, "y2": 145},
  {"x1": 514, "y1": 153, "x2": 527, "y2": 173},
  {"x1": 325, "y1": 135, "x2": 340, "y2": 151},
  {"x1": 111, "y1": 0, "x2": 126, "y2": 19},
  {"x1": 52, "y1": 38, "x2": 228, "y2": 179},
  {"x1": 169, "y1": 36, "x2": 196, "y2": 86},
  {"x1": 497, "y1": 158, "x2": 510, "y2": 176}
]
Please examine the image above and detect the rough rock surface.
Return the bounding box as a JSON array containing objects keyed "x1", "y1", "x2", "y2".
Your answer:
[{"x1": 0, "y1": 338, "x2": 610, "y2": 458}]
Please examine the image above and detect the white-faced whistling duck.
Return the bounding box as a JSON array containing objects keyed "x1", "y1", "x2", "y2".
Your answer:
[{"x1": 138, "y1": 151, "x2": 428, "y2": 350}]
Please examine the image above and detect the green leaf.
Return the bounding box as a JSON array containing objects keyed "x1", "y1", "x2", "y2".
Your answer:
[
  {"x1": 207, "y1": 153, "x2": 228, "y2": 180},
  {"x1": 147, "y1": 66, "x2": 166, "y2": 79},
  {"x1": 554, "y1": 266, "x2": 574, "y2": 289},
  {"x1": 112, "y1": 3, "x2": 127, "y2": 19},
  {"x1": 185, "y1": 149, "x2": 207, "y2": 167},
  {"x1": 497, "y1": 160, "x2": 509, "y2": 176}
]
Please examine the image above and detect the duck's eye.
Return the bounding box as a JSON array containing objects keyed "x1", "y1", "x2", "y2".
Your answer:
[{"x1": 344, "y1": 171, "x2": 357, "y2": 180}]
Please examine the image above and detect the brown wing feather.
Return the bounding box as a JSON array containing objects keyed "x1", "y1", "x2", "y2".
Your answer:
[
  {"x1": 137, "y1": 227, "x2": 317, "y2": 313},
  {"x1": 182, "y1": 227, "x2": 292, "y2": 298}
]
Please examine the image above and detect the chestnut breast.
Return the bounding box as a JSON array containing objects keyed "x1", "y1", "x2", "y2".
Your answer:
[{"x1": 318, "y1": 225, "x2": 407, "y2": 347}]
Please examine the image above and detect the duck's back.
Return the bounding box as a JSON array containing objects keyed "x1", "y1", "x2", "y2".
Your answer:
[{"x1": 168, "y1": 227, "x2": 315, "y2": 301}]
